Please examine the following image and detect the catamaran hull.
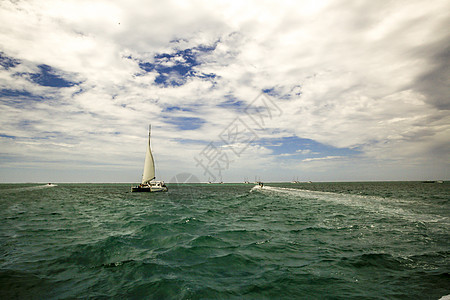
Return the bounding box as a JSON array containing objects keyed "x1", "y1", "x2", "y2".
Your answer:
[{"x1": 131, "y1": 186, "x2": 168, "y2": 192}]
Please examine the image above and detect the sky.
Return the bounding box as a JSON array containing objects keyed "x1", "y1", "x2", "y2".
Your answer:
[{"x1": 0, "y1": 0, "x2": 449, "y2": 183}]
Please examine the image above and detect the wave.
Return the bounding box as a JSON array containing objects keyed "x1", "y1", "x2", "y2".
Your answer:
[
  {"x1": 102, "y1": 259, "x2": 135, "y2": 268},
  {"x1": 338, "y1": 251, "x2": 448, "y2": 273},
  {"x1": 188, "y1": 234, "x2": 233, "y2": 248},
  {"x1": 0, "y1": 269, "x2": 55, "y2": 299},
  {"x1": 338, "y1": 253, "x2": 408, "y2": 270}
]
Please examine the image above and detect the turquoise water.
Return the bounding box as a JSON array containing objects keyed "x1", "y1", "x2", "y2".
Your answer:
[{"x1": 0, "y1": 182, "x2": 448, "y2": 299}]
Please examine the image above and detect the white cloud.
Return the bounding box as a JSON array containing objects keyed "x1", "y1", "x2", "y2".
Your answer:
[
  {"x1": 296, "y1": 149, "x2": 312, "y2": 155},
  {"x1": 302, "y1": 156, "x2": 342, "y2": 162},
  {"x1": 0, "y1": 0, "x2": 448, "y2": 182}
]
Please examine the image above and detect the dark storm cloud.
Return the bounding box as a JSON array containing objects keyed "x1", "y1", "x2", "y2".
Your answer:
[{"x1": 414, "y1": 41, "x2": 450, "y2": 110}]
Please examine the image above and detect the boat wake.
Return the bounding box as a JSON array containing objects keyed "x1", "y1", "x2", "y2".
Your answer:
[
  {"x1": 0, "y1": 184, "x2": 57, "y2": 194},
  {"x1": 250, "y1": 185, "x2": 263, "y2": 192},
  {"x1": 252, "y1": 185, "x2": 448, "y2": 225},
  {"x1": 43, "y1": 184, "x2": 57, "y2": 188},
  {"x1": 34, "y1": 183, "x2": 58, "y2": 189}
]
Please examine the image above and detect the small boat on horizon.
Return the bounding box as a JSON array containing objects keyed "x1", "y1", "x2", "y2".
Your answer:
[{"x1": 131, "y1": 125, "x2": 168, "y2": 193}]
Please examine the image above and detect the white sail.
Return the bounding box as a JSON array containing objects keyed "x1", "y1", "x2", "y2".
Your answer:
[{"x1": 141, "y1": 125, "x2": 155, "y2": 184}]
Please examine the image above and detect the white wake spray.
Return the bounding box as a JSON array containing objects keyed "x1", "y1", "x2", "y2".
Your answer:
[{"x1": 251, "y1": 185, "x2": 448, "y2": 225}]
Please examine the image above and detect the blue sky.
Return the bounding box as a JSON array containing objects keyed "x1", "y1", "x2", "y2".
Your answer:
[{"x1": 0, "y1": 0, "x2": 449, "y2": 182}]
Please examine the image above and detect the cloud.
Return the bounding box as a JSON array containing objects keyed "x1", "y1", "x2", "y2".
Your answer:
[
  {"x1": 414, "y1": 43, "x2": 450, "y2": 110},
  {"x1": 302, "y1": 156, "x2": 343, "y2": 162},
  {"x1": 296, "y1": 149, "x2": 312, "y2": 155},
  {"x1": 0, "y1": 0, "x2": 449, "y2": 182}
]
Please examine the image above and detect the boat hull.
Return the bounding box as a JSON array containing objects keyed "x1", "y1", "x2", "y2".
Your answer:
[
  {"x1": 131, "y1": 187, "x2": 168, "y2": 193},
  {"x1": 131, "y1": 186, "x2": 168, "y2": 192}
]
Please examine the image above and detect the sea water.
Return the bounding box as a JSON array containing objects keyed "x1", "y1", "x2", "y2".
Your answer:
[{"x1": 0, "y1": 182, "x2": 448, "y2": 299}]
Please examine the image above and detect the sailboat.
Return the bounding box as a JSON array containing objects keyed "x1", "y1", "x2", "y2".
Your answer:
[{"x1": 131, "y1": 125, "x2": 168, "y2": 192}]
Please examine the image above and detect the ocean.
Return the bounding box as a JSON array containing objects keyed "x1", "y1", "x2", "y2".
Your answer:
[{"x1": 0, "y1": 182, "x2": 448, "y2": 299}]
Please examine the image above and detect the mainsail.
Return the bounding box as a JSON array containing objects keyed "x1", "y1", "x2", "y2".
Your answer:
[{"x1": 141, "y1": 125, "x2": 155, "y2": 184}]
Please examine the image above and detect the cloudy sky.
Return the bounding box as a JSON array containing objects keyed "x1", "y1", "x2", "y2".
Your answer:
[{"x1": 0, "y1": 0, "x2": 448, "y2": 183}]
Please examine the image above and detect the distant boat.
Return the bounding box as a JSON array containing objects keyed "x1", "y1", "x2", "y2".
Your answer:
[{"x1": 131, "y1": 125, "x2": 168, "y2": 192}]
